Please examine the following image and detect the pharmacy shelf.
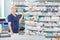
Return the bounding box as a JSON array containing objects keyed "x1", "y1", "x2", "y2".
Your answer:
[
  {"x1": 25, "y1": 15, "x2": 60, "y2": 17},
  {"x1": 0, "y1": 33, "x2": 11, "y2": 38},
  {"x1": 25, "y1": 20, "x2": 59, "y2": 23},
  {"x1": 43, "y1": 30, "x2": 60, "y2": 33},
  {"x1": 32, "y1": 2, "x2": 60, "y2": 6},
  {"x1": 33, "y1": 5, "x2": 60, "y2": 7},
  {"x1": 30, "y1": 10, "x2": 58, "y2": 12},
  {"x1": 45, "y1": 36, "x2": 60, "y2": 38},
  {"x1": 45, "y1": 36, "x2": 60, "y2": 40},
  {"x1": 44, "y1": 31, "x2": 60, "y2": 33},
  {"x1": 24, "y1": 14, "x2": 60, "y2": 17},
  {"x1": 39, "y1": 21, "x2": 59, "y2": 22},
  {"x1": 43, "y1": 28, "x2": 60, "y2": 32},
  {"x1": 21, "y1": 1, "x2": 60, "y2": 36},
  {"x1": 44, "y1": 26, "x2": 59, "y2": 27},
  {"x1": 44, "y1": 25, "x2": 59, "y2": 27},
  {"x1": 15, "y1": 5, "x2": 28, "y2": 7},
  {"x1": 26, "y1": 28, "x2": 41, "y2": 31},
  {"x1": 25, "y1": 21, "x2": 59, "y2": 27}
]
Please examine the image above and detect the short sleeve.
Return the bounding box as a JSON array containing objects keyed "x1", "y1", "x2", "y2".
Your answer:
[{"x1": 8, "y1": 15, "x2": 12, "y2": 22}]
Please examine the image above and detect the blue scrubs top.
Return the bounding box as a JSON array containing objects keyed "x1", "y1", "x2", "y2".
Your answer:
[{"x1": 8, "y1": 14, "x2": 19, "y2": 33}]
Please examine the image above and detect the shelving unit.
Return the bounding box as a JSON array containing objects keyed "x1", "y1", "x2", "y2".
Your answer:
[
  {"x1": 12, "y1": 1, "x2": 60, "y2": 39},
  {"x1": 24, "y1": 2, "x2": 60, "y2": 37}
]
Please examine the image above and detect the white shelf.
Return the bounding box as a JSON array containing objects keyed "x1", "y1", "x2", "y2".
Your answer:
[
  {"x1": 32, "y1": 2, "x2": 60, "y2": 6},
  {"x1": 25, "y1": 12, "x2": 60, "y2": 16},
  {"x1": 43, "y1": 28, "x2": 60, "y2": 32},
  {"x1": 24, "y1": 2, "x2": 60, "y2": 35}
]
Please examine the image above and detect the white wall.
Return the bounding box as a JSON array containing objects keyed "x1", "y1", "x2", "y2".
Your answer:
[
  {"x1": 4, "y1": 0, "x2": 12, "y2": 18},
  {"x1": 0, "y1": 0, "x2": 1, "y2": 17}
]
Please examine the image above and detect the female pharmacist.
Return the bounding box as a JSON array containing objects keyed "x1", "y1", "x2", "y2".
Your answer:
[{"x1": 8, "y1": 5, "x2": 24, "y2": 35}]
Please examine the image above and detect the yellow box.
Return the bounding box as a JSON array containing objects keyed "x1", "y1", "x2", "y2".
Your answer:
[{"x1": 57, "y1": 37, "x2": 60, "y2": 40}]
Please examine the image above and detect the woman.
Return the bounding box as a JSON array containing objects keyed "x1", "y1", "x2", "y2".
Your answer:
[{"x1": 8, "y1": 6, "x2": 24, "y2": 35}]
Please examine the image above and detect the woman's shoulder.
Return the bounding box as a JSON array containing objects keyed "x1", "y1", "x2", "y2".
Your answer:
[{"x1": 8, "y1": 14, "x2": 13, "y2": 18}]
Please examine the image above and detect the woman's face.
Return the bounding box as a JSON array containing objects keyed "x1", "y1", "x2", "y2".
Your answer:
[{"x1": 11, "y1": 6, "x2": 16, "y2": 14}]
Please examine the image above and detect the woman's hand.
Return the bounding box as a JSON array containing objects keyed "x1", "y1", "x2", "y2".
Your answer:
[
  {"x1": 8, "y1": 22, "x2": 13, "y2": 35},
  {"x1": 22, "y1": 12, "x2": 24, "y2": 16},
  {"x1": 10, "y1": 31, "x2": 13, "y2": 35},
  {"x1": 11, "y1": 31, "x2": 13, "y2": 35}
]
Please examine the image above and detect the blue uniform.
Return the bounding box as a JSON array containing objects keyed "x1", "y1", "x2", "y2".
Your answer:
[{"x1": 8, "y1": 14, "x2": 19, "y2": 33}]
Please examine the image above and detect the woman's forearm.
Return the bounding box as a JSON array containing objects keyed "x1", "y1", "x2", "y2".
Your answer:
[
  {"x1": 8, "y1": 22, "x2": 13, "y2": 33},
  {"x1": 19, "y1": 14, "x2": 24, "y2": 23}
]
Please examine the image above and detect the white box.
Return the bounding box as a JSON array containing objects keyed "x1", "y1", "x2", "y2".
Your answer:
[{"x1": 0, "y1": 24, "x2": 2, "y2": 33}]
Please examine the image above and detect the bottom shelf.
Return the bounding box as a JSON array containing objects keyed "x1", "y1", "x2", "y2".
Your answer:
[
  {"x1": 46, "y1": 36, "x2": 60, "y2": 38},
  {"x1": 0, "y1": 33, "x2": 11, "y2": 38}
]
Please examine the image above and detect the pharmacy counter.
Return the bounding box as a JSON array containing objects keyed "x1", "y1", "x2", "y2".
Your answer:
[{"x1": 0, "y1": 35, "x2": 57, "y2": 40}]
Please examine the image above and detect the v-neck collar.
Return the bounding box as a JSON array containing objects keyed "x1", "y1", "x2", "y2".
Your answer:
[{"x1": 11, "y1": 14, "x2": 17, "y2": 17}]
